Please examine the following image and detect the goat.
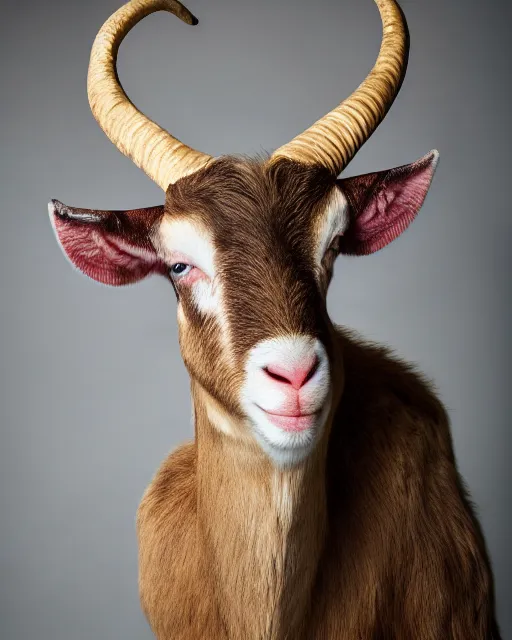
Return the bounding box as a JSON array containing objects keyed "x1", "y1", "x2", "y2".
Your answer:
[{"x1": 48, "y1": 0, "x2": 501, "y2": 637}]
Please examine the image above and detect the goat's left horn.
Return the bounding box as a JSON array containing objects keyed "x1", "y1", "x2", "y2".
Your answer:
[
  {"x1": 87, "y1": 0, "x2": 213, "y2": 191},
  {"x1": 269, "y1": 0, "x2": 409, "y2": 176}
]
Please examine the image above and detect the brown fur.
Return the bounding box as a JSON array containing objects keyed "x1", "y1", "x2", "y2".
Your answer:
[
  {"x1": 134, "y1": 157, "x2": 501, "y2": 639},
  {"x1": 156, "y1": 157, "x2": 338, "y2": 418}
]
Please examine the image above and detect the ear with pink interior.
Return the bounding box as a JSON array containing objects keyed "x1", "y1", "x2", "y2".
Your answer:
[
  {"x1": 337, "y1": 150, "x2": 439, "y2": 256},
  {"x1": 49, "y1": 200, "x2": 166, "y2": 286}
]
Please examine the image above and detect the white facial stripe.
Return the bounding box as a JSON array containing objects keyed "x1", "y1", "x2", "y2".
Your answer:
[
  {"x1": 191, "y1": 278, "x2": 218, "y2": 313},
  {"x1": 314, "y1": 187, "x2": 350, "y2": 267},
  {"x1": 157, "y1": 217, "x2": 216, "y2": 279},
  {"x1": 155, "y1": 216, "x2": 234, "y2": 356},
  {"x1": 155, "y1": 215, "x2": 223, "y2": 316},
  {"x1": 204, "y1": 392, "x2": 238, "y2": 438}
]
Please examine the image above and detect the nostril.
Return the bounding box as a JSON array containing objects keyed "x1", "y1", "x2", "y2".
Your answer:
[
  {"x1": 263, "y1": 367, "x2": 291, "y2": 384},
  {"x1": 263, "y1": 355, "x2": 320, "y2": 390},
  {"x1": 303, "y1": 356, "x2": 319, "y2": 385}
]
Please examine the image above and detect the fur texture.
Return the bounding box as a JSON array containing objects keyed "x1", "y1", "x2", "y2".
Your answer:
[
  {"x1": 137, "y1": 328, "x2": 501, "y2": 639},
  {"x1": 50, "y1": 154, "x2": 501, "y2": 639}
]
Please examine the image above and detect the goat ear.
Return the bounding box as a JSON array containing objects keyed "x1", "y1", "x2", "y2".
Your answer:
[
  {"x1": 49, "y1": 200, "x2": 166, "y2": 286},
  {"x1": 337, "y1": 150, "x2": 439, "y2": 256}
]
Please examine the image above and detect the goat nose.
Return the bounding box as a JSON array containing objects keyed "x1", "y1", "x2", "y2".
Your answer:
[{"x1": 263, "y1": 353, "x2": 319, "y2": 390}]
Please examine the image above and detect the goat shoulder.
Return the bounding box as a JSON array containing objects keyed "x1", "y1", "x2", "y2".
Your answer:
[{"x1": 308, "y1": 328, "x2": 499, "y2": 639}]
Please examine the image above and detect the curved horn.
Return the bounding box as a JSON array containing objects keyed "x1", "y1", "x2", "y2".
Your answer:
[
  {"x1": 270, "y1": 0, "x2": 409, "y2": 176},
  {"x1": 87, "y1": 0, "x2": 212, "y2": 191}
]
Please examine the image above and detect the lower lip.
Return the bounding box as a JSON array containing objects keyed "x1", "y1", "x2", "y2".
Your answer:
[{"x1": 263, "y1": 411, "x2": 317, "y2": 433}]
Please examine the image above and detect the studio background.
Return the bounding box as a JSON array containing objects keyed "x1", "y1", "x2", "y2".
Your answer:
[{"x1": 1, "y1": 0, "x2": 510, "y2": 637}]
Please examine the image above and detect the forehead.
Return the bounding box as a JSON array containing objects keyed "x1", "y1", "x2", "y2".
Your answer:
[
  {"x1": 158, "y1": 158, "x2": 341, "y2": 349},
  {"x1": 163, "y1": 156, "x2": 337, "y2": 254}
]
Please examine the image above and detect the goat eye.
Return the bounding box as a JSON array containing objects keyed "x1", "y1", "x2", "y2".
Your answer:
[
  {"x1": 324, "y1": 235, "x2": 341, "y2": 261},
  {"x1": 328, "y1": 235, "x2": 342, "y2": 253},
  {"x1": 169, "y1": 263, "x2": 192, "y2": 278}
]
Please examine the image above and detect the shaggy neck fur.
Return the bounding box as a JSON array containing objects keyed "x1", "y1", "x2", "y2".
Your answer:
[{"x1": 192, "y1": 380, "x2": 331, "y2": 638}]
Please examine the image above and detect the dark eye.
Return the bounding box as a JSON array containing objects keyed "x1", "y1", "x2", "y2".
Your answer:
[{"x1": 169, "y1": 263, "x2": 192, "y2": 278}]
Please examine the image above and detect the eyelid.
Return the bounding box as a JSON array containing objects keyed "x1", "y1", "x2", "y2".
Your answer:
[
  {"x1": 168, "y1": 250, "x2": 195, "y2": 266},
  {"x1": 167, "y1": 250, "x2": 215, "y2": 280}
]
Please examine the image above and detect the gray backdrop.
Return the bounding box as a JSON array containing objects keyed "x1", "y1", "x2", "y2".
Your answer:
[{"x1": 1, "y1": 0, "x2": 510, "y2": 637}]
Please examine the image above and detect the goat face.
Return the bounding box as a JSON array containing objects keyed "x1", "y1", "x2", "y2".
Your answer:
[
  {"x1": 50, "y1": 151, "x2": 438, "y2": 465},
  {"x1": 50, "y1": 0, "x2": 438, "y2": 465},
  {"x1": 156, "y1": 158, "x2": 341, "y2": 465}
]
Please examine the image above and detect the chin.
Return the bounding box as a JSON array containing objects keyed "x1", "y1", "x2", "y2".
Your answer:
[{"x1": 245, "y1": 399, "x2": 332, "y2": 467}]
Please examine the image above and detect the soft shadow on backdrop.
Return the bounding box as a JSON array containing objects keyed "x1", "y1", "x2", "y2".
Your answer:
[{"x1": 1, "y1": 0, "x2": 510, "y2": 638}]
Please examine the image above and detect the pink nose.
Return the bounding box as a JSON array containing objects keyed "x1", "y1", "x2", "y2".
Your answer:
[{"x1": 263, "y1": 354, "x2": 319, "y2": 390}]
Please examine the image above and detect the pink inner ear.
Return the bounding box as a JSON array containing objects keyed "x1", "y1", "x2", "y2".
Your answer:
[
  {"x1": 339, "y1": 151, "x2": 439, "y2": 256},
  {"x1": 50, "y1": 201, "x2": 166, "y2": 286}
]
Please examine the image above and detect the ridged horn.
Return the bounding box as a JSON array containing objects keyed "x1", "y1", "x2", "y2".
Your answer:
[
  {"x1": 87, "y1": 0, "x2": 213, "y2": 191},
  {"x1": 270, "y1": 0, "x2": 409, "y2": 176}
]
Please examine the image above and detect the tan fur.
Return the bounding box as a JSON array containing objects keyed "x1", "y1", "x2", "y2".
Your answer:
[
  {"x1": 132, "y1": 157, "x2": 501, "y2": 639},
  {"x1": 137, "y1": 327, "x2": 499, "y2": 639},
  {"x1": 55, "y1": 0, "x2": 499, "y2": 633}
]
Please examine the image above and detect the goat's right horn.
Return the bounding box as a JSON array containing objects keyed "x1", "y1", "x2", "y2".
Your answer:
[
  {"x1": 269, "y1": 0, "x2": 409, "y2": 176},
  {"x1": 87, "y1": 0, "x2": 213, "y2": 191}
]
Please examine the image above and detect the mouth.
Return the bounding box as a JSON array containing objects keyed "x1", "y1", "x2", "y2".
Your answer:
[{"x1": 256, "y1": 406, "x2": 320, "y2": 432}]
